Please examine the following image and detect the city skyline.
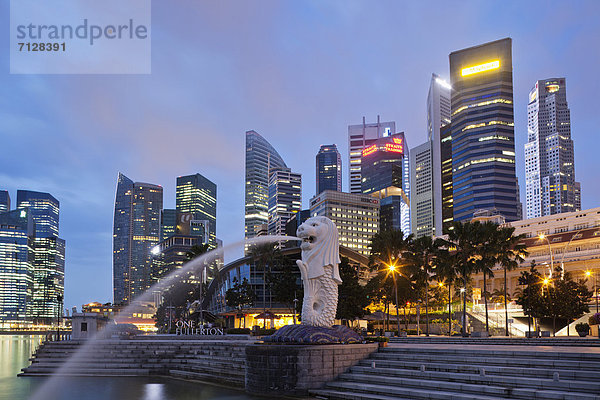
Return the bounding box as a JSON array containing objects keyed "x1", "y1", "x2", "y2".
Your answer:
[{"x1": 2, "y1": 1, "x2": 599, "y2": 309}]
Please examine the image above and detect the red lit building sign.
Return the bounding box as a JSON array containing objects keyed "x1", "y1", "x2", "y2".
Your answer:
[
  {"x1": 362, "y1": 137, "x2": 404, "y2": 157},
  {"x1": 362, "y1": 144, "x2": 377, "y2": 157}
]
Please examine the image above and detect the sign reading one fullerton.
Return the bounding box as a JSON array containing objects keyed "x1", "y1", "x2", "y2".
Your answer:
[{"x1": 175, "y1": 320, "x2": 224, "y2": 335}]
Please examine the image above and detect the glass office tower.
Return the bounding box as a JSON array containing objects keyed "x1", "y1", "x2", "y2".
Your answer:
[
  {"x1": 245, "y1": 130, "x2": 287, "y2": 239},
  {"x1": 316, "y1": 145, "x2": 342, "y2": 195},
  {"x1": 0, "y1": 190, "x2": 10, "y2": 213},
  {"x1": 113, "y1": 173, "x2": 163, "y2": 304},
  {"x1": 0, "y1": 209, "x2": 35, "y2": 328},
  {"x1": 176, "y1": 173, "x2": 217, "y2": 247},
  {"x1": 267, "y1": 167, "x2": 302, "y2": 236},
  {"x1": 16, "y1": 190, "x2": 65, "y2": 324},
  {"x1": 449, "y1": 38, "x2": 519, "y2": 222},
  {"x1": 525, "y1": 78, "x2": 581, "y2": 218}
]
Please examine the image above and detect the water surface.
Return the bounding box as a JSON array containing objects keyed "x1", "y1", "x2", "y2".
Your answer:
[{"x1": 1, "y1": 335, "x2": 270, "y2": 400}]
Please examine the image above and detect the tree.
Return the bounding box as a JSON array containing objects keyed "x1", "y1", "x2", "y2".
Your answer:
[
  {"x1": 403, "y1": 235, "x2": 443, "y2": 336},
  {"x1": 225, "y1": 277, "x2": 256, "y2": 328},
  {"x1": 442, "y1": 221, "x2": 479, "y2": 336},
  {"x1": 433, "y1": 247, "x2": 457, "y2": 336},
  {"x1": 336, "y1": 257, "x2": 370, "y2": 323},
  {"x1": 247, "y1": 243, "x2": 280, "y2": 327},
  {"x1": 267, "y1": 255, "x2": 301, "y2": 321},
  {"x1": 553, "y1": 272, "x2": 592, "y2": 335},
  {"x1": 472, "y1": 221, "x2": 499, "y2": 333},
  {"x1": 186, "y1": 243, "x2": 210, "y2": 323},
  {"x1": 369, "y1": 229, "x2": 411, "y2": 269},
  {"x1": 495, "y1": 225, "x2": 528, "y2": 335}
]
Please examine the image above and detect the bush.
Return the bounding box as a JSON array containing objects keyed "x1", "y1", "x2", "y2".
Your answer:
[
  {"x1": 588, "y1": 313, "x2": 600, "y2": 325},
  {"x1": 365, "y1": 336, "x2": 389, "y2": 343},
  {"x1": 576, "y1": 322, "x2": 590, "y2": 333},
  {"x1": 253, "y1": 328, "x2": 277, "y2": 336},
  {"x1": 226, "y1": 328, "x2": 251, "y2": 335}
]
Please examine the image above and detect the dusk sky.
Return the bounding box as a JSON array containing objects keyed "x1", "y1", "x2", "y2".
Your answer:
[{"x1": 1, "y1": 0, "x2": 599, "y2": 310}]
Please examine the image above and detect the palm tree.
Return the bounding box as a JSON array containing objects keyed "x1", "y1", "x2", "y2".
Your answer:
[
  {"x1": 404, "y1": 235, "x2": 442, "y2": 336},
  {"x1": 248, "y1": 243, "x2": 280, "y2": 328},
  {"x1": 495, "y1": 226, "x2": 528, "y2": 336},
  {"x1": 442, "y1": 221, "x2": 479, "y2": 337},
  {"x1": 369, "y1": 229, "x2": 411, "y2": 335},
  {"x1": 434, "y1": 246, "x2": 456, "y2": 336},
  {"x1": 472, "y1": 222, "x2": 500, "y2": 334}
]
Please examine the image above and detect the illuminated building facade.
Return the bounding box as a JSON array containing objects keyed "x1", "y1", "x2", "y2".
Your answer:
[
  {"x1": 151, "y1": 235, "x2": 205, "y2": 284},
  {"x1": 470, "y1": 207, "x2": 600, "y2": 308},
  {"x1": 440, "y1": 124, "x2": 454, "y2": 232},
  {"x1": 16, "y1": 190, "x2": 65, "y2": 325},
  {"x1": 0, "y1": 209, "x2": 35, "y2": 328},
  {"x1": 361, "y1": 133, "x2": 410, "y2": 235},
  {"x1": 113, "y1": 173, "x2": 163, "y2": 305},
  {"x1": 0, "y1": 190, "x2": 10, "y2": 213},
  {"x1": 267, "y1": 167, "x2": 302, "y2": 236},
  {"x1": 245, "y1": 130, "x2": 287, "y2": 239},
  {"x1": 410, "y1": 74, "x2": 452, "y2": 238},
  {"x1": 309, "y1": 190, "x2": 379, "y2": 256},
  {"x1": 160, "y1": 209, "x2": 177, "y2": 242},
  {"x1": 525, "y1": 78, "x2": 581, "y2": 218},
  {"x1": 348, "y1": 116, "x2": 396, "y2": 193},
  {"x1": 449, "y1": 38, "x2": 519, "y2": 222},
  {"x1": 176, "y1": 173, "x2": 217, "y2": 247},
  {"x1": 316, "y1": 145, "x2": 342, "y2": 195}
]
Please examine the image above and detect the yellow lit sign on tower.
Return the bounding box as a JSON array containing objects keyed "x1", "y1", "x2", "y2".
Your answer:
[{"x1": 461, "y1": 60, "x2": 500, "y2": 77}]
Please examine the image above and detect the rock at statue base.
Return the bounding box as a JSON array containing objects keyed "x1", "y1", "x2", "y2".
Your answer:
[{"x1": 263, "y1": 324, "x2": 362, "y2": 344}]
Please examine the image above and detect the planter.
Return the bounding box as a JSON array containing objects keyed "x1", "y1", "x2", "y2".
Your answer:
[
  {"x1": 578, "y1": 331, "x2": 588, "y2": 337},
  {"x1": 378, "y1": 341, "x2": 388, "y2": 348}
]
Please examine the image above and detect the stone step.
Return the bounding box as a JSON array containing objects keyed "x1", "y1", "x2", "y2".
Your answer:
[
  {"x1": 326, "y1": 378, "x2": 598, "y2": 400},
  {"x1": 388, "y1": 338, "x2": 600, "y2": 346},
  {"x1": 372, "y1": 352, "x2": 600, "y2": 370},
  {"x1": 311, "y1": 388, "x2": 414, "y2": 400},
  {"x1": 359, "y1": 358, "x2": 600, "y2": 381},
  {"x1": 169, "y1": 369, "x2": 244, "y2": 387},
  {"x1": 381, "y1": 346, "x2": 600, "y2": 361},
  {"x1": 348, "y1": 366, "x2": 600, "y2": 392},
  {"x1": 19, "y1": 367, "x2": 150, "y2": 376}
]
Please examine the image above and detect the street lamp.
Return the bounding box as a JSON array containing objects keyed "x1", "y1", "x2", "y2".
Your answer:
[
  {"x1": 585, "y1": 270, "x2": 598, "y2": 313},
  {"x1": 538, "y1": 234, "x2": 555, "y2": 278},
  {"x1": 387, "y1": 261, "x2": 401, "y2": 336}
]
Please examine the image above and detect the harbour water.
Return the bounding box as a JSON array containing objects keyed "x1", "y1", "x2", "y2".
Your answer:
[{"x1": 0, "y1": 335, "x2": 270, "y2": 400}]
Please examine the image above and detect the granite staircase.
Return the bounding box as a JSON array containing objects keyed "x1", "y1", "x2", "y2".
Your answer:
[
  {"x1": 311, "y1": 344, "x2": 600, "y2": 400},
  {"x1": 19, "y1": 338, "x2": 249, "y2": 387}
]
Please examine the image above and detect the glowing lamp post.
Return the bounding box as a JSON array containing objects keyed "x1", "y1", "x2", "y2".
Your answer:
[{"x1": 387, "y1": 262, "x2": 401, "y2": 336}]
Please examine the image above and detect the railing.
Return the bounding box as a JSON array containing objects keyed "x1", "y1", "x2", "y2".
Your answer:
[{"x1": 470, "y1": 304, "x2": 526, "y2": 336}]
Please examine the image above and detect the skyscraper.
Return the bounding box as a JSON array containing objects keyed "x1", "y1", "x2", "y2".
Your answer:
[
  {"x1": 16, "y1": 190, "x2": 59, "y2": 238},
  {"x1": 361, "y1": 133, "x2": 410, "y2": 234},
  {"x1": 267, "y1": 167, "x2": 302, "y2": 236},
  {"x1": 160, "y1": 209, "x2": 177, "y2": 242},
  {"x1": 525, "y1": 78, "x2": 581, "y2": 218},
  {"x1": 309, "y1": 191, "x2": 379, "y2": 256},
  {"x1": 348, "y1": 116, "x2": 396, "y2": 193},
  {"x1": 0, "y1": 190, "x2": 10, "y2": 213},
  {"x1": 440, "y1": 124, "x2": 454, "y2": 232},
  {"x1": 176, "y1": 173, "x2": 217, "y2": 247},
  {"x1": 449, "y1": 38, "x2": 518, "y2": 222},
  {"x1": 113, "y1": 173, "x2": 163, "y2": 304},
  {"x1": 316, "y1": 145, "x2": 342, "y2": 195},
  {"x1": 0, "y1": 209, "x2": 34, "y2": 328},
  {"x1": 16, "y1": 190, "x2": 65, "y2": 324},
  {"x1": 245, "y1": 130, "x2": 287, "y2": 239}
]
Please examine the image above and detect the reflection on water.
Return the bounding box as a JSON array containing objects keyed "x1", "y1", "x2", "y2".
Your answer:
[{"x1": 0, "y1": 335, "x2": 269, "y2": 400}]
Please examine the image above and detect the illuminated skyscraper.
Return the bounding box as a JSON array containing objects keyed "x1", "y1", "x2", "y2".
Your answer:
[
  {"x1": 16, "y1": 190, "x2": 65, "y2": 325},
  {"x1": 268, "y1": 167, "x2": 302, "y2": 236},
  {"x1": 410, "y1": 74, "x2": 452, "y2": 238},
  {"x1": 348, "y1": 116, "x2": 395, "y2": 193},
  {"x1": 309, "y1": 191, "x2": 379, "y2": 256},
  {"x1": 113, "y1": 173, "x2": 163, "y2": 304},
  {"x1": 0, "y1": 190, "x2": 10, "y2": 213},
  {"x1": 160, "y1": 209, "x2": 177, "y2": 242},
  {"x1": 449, "y1": 38, "x2": 519, "y2": 222},
  {"x1": 361, "y1": 133, "x2": 410, "y2": 234},
  {"x1": 245, "y1": 130, "x2": 287, "y2": 239},
  {"x1": 176, "y1": 173, "x2": 217, "y2": 247},
  {"x1": 0, "y1": 209, "x2": 34, "y2": 328},
  {"x1": 316, "y1": 145, "x2": 341, "y2": 195},
  {"x1": 525, "y1": 78, "x2": 581, "y2": 218}
]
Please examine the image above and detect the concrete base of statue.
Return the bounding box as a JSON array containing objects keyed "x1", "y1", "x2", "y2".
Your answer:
[
  {"x1": 263, "y1": 324, "x2": 362, "y2": 344},
  {"x1": 245, "y1": 342, "x2": 377, "y2": 397}
]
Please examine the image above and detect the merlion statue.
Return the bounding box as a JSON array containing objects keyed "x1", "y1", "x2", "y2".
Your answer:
[{"x1": 296, "y1": 216, "x2": 341, "y2": 327}]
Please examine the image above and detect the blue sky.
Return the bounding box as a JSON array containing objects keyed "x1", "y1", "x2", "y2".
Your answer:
[{"x1": 1, "y1": 0, "x2": 599, "y2": 309}]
